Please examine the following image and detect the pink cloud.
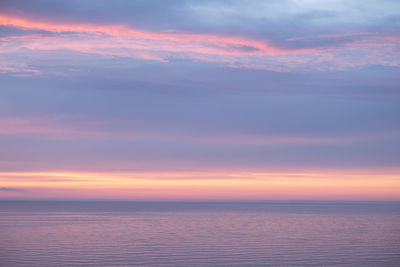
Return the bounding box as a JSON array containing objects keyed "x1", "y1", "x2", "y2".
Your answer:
[
  {"x1": 0, "y1": 14, "x2": 288, "y2": 56},
  {"x1": 1, "y1": 14, "x2": 399, "y2": 72},
  {"x1": 0, "y1": 60, "x2": 41, "y2": 75},
  {"x1": 0, "y1": 116, "x2": 385, "y2": 145}
]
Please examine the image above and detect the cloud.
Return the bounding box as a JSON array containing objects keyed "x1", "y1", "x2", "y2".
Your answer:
[
  {"x1": 0, "y1": 187, "x2": 24, "y2": 192},
  {"x1": 0, "y1": 9, "x2": 399, "y2": 72},
  {"x1": 0, "y1": 115, "x2": 381, "y2": 145},
  {"x1": 0, "y1": 61, "x2": 40, "y2": 76},
  {"x1": 0, "y1": 170, "x2": 399, "y2": 200}
]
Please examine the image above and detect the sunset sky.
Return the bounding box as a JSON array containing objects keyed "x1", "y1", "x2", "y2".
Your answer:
[{"x1": 0, "y1": 0, "x2": 399, "y2": 200}]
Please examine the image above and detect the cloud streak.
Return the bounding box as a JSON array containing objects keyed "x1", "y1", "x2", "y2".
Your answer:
[
  {"x1": 0, "y1": 187, "x2": 24, "y2": 192},
  {"x1": 1, "y1": 170, "x2": 399, "y2": 201},
  {"x1": 0, "y1": 14, "x2": 286, "y2": 55},
  {"x1": 0, "y1": 13, "x2": 399, "y2": 72},
  {"x1": 0, "y1": 115, "x2": 389, "y2": 145}
]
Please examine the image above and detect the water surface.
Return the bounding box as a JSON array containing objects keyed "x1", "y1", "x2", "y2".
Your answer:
[{"x1": 1, "y1": 201, "x2": 399, "y2": 266}]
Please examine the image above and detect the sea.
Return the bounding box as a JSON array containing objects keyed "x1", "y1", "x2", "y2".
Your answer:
[{"x1": 1, "y1": 201, "x2": 399, "y2": 266}]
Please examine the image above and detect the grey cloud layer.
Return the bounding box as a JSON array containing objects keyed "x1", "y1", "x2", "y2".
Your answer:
[{"x1": 1, "y1": 57, "x2": 399, "y2": 171}]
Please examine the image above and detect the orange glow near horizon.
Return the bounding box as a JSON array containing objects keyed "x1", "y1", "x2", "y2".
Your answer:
[{"x1": 1, "y1": 170, "x2": 399, "y2": 201}]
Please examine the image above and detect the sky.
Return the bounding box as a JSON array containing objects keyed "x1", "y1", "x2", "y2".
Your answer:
[{"x1": 0, "y1": 0, "x2": 399, "y2": 200}]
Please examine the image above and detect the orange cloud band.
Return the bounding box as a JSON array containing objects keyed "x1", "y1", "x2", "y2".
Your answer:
[{"x1": 1, "y1": 170, "x2": 399, "y2": 201}]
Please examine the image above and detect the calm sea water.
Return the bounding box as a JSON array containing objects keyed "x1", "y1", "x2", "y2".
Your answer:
[{"x1": 1, "y1": 201, "x2": 399, "y2": 266}]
